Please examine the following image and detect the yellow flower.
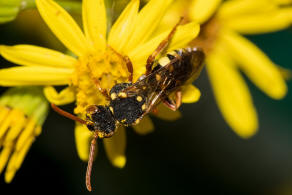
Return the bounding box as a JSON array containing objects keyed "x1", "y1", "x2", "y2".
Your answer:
[
  {"x1": 161, "y1": 0, "x2": 291, "y2": 138},
  {"x1": 0, "y1": 87, "x2": 48, "y2": 183},
  {"x1": 0, "y1": 0, "x2": 200, "y2": 172}
]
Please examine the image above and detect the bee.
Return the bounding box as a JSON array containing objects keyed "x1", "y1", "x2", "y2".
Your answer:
[{"x1": 51, "y1": 17, "x2": 205, "y2": 191}]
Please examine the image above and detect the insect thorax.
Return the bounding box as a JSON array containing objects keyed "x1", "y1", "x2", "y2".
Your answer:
[{"x1": 109, "y1": 83, "x2": 146, "y2": 126}]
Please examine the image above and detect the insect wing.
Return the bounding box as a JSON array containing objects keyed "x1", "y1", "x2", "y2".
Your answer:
[{"x1": 121, "y1": 63, "x2": 176, "y2": 113}]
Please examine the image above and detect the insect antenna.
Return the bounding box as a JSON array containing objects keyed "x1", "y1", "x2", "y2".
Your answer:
[
  {"x1": 50, "y1": 103, "x2": 87, "y2": 125},
  {"x1": 86, "y1": 131, "x2": 98, "y2": 191}
]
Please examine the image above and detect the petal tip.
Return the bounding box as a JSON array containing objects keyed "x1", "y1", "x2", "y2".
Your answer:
[{"x1": 113, "y1": 156, "x2": 126, "y2": 168}]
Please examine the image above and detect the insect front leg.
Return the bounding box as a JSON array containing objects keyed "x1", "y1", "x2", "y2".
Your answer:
[
  {"x1": 90, "y1": 75, "x2": 111, "y2": 101},
  {"x1": 145, "y1": 17, "x2": 183, "y2": 75},
  {"x1": 108, "y1": 46, "x2": 134, "y2": 83},
  {"x1": 124, "y1": 56, "x2": 134, "y2": 83}
]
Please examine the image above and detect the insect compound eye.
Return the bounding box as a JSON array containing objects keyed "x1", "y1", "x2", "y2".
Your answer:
[
  {"x1": 110, "y1": 94, "x2": 146, "y2": 126},
  {"x1": 85, "y1": 105, "x2": 116, "y2": 138},
  {"x1": 86, "y1": 105, "x2": 99, "y2": 115}
]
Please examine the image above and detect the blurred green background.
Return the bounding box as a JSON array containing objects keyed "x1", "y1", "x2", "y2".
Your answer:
[{"x1": 0, "y1": 4, "x2": 292, "y2": 195}]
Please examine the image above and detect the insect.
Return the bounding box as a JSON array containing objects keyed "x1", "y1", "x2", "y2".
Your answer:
[{"x1": 51, "y1": 17, "x2": 205, "y2": 191}]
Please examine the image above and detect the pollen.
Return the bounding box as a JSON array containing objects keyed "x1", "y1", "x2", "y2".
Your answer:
[{"x1": 72, "y1": 48, "x2": 129, "y2": 115}]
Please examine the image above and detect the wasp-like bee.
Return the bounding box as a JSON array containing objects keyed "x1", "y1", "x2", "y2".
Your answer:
[{"x1": 51, "y1": 18, "x2": 205, "y2": 191}]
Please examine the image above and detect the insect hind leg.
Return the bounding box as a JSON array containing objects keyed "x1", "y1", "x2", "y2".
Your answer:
[
  {"x1": 162, "y1": 90, "x2": 182, "y2": 111},
  {"x1": 145, "y1": 17, "x2": 184, "y2": 75}
]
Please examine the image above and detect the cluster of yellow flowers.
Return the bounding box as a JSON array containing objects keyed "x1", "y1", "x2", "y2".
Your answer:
[{"x1": 0, "y1": 0, "x2": 291, "y2": 183}]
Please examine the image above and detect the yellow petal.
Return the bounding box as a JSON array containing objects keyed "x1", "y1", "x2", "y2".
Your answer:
[
  {"x1": 82, "y1": 0, "x2": 107, "y2": 51},
  {"x1": 124, "y1": 0, "x2": 173, "y2": 52},
  {"x1": 4, "y1": 151, "x2": 18, "y2": 183},
  {"x1": 44, "y1": 86, "x2": 75, "y2": 105},
  {"x1": 0, "y1": 109, "x2": 17, "y2": 139},
  {"x1": 220, "y1": 29, "x2": 287, "y2": 99},
  {"x1": 132, "y1": 116, "x2": 154, "y2": 135},
  {"x1": 206, "y1": 46, "x2": 258, "y2": 138},
  {"x1": 4, "y1": 112, "x2": 26, "y2": 143},
  {"x1": 15, "y1": 119, "x2": 36, "y2": 151},
  {"x1": 0, "y1": 66, "x2": 73, "y2": 86},
  {"x1": 182, "y1": 84, "x2": 201, "y2": 103},
  {"x1": 5, "y1": 137, "x2": 34, "y2": 183},
  {"x1": 189, "y1": 0, "x2": 222, "y2": 24},
  {"x1": 129, "y1": 22, "x2": 200, "y2": 76},
  {"x1": 0, "y1": 106, "x2": 10, "y2": 128},
  {"x1": 34, "y1": 126, "x2": 42, "y2": 136},
  {"x1": 36, "y1": 0, "x2": 93, "y2": 57},
  {"x1": 74, "y1": 123, "x2": 93, "y2": 161},
  {"x1": 224, "y1": 8, "x2": 292, "y2": 34},
  {"x1": 103, "y1": 126, "x2": 126, "y2": 168},
  {"x1": 0, "y1": 147, "x2": 12, "y2": 174},
  {"x1": 153, "y1": 103, "x2": 181, "y2": 121},
  {"x1": 15, "y1": 137, "x2": 34, "y2": 170},
  {"x1": 218, "y1": 0, "x2": 277, "y2": 19},
  {"x1": 108, "y1": 0, "x2": 139, "y2": 52},
  {"x1": 272, "y1": 0, "x2": 292, "y2": 5},
  {"x1": 0, "y1": 45, "x2": 76, "y2": 68}
]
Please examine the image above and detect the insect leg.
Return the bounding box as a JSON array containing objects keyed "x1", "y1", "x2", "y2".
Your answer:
[
  {"x1": 108, "y1": 46, "x2": 134, "y2": 82},
  {"x1": 162, "y1": 89, "x2": 182, "y2": 111},
  {"x1": 145, "y1": 17, "x2": 183, "y2": 75},
  {"x1": 124, "y1": 56, "x2": 133, "y2": 83},
  {"x1": 175, "y1": 89, "x2": 182, "y2": 109},
  {"x1": 86, "y1": 131, "x2": 98, "y2": 192},
  {"x1": 89, "y1": 75, "x2": 111, "y2": 101},
  {"x1": 162, "y1": 97, "x2": 176, "y2": 111}
]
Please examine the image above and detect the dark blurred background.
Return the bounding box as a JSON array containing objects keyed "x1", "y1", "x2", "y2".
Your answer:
[{"x1": 0, "y1": 8, "x2": 292, "y2": 195}]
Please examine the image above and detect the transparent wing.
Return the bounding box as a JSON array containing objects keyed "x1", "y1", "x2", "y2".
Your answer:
[{"x1": 121, "y1": 62, "x2": 177, "y2": 113}]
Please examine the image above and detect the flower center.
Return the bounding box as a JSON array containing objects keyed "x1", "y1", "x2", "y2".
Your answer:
[{"x1": 72, "y1": 48, "x2": 129, "y2": 115}]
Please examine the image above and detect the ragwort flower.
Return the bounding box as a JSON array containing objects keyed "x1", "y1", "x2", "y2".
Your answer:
[
  {"x1": 0, "y1": 0, "x2": 200, "y2": 179},
  {"x1": 161, "y1": 0, "x2": 291, "y2": 138},
  {"x1": 0, "y1": 87, "x2": 48, "y2": 182}
]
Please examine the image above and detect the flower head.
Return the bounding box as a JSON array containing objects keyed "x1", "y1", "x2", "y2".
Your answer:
[
  {"x1": 162, "y1": 0, "x2": 291, "y2": 138},
  {"x1": 0, "y1": 87, "x2": 48, "y2": 182},
  {"x1": 0, "y1": 0, "x2": 200, "y2": 175}
]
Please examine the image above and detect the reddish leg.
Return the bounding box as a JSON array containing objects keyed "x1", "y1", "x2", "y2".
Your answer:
[
  {"x1": 108, "y1": 46, "x2": 134, "y2": 83},
  {"x1": 145, "y1": 17, "x2": 183, "y2": 75},
  {"x1": 90, "y1": 76, "x2": 111, "y2": 101},
  {"x1": 86, "y1": 131, "x2": 98, "y2": 192},
  {"x1": 86, "y1": 62, "x2": 111, "y2": 100},
  {"x1": 124, "y1": 56, "x2": 134, "y2": 83},
  {"x1": 162, "y1": 90, "x2": 182, "y2": 111},
  {"x1": 162, "y1": 97, "x2": 176, "y2": 111},
  {"x1": 175, "y1": 90, "x2": 182, "y2": 109}
]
